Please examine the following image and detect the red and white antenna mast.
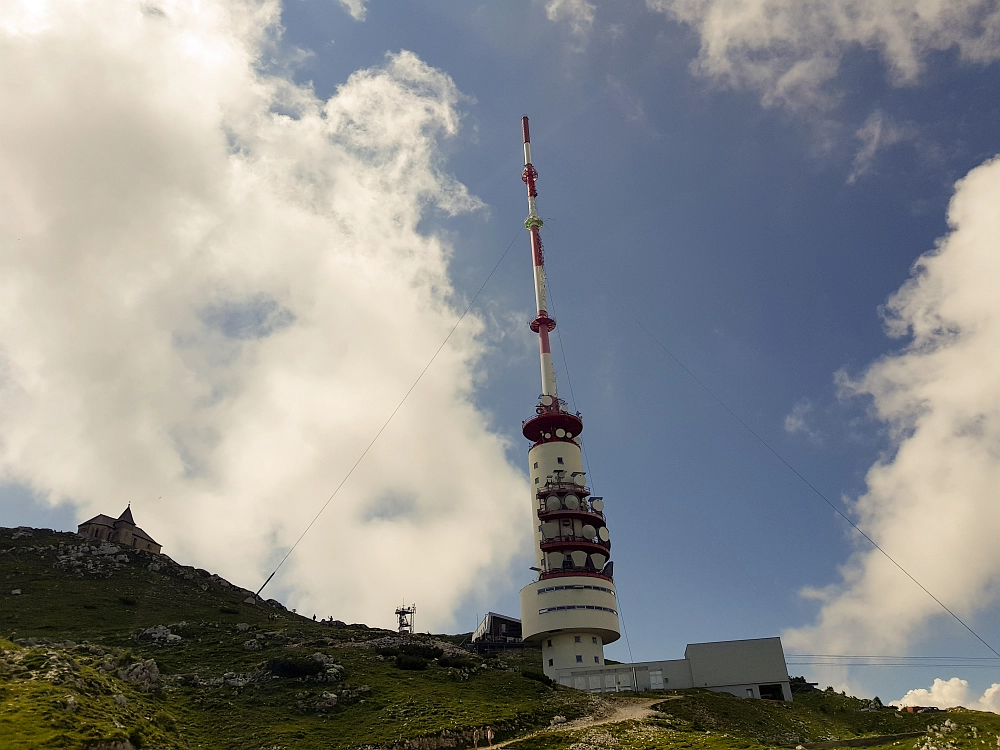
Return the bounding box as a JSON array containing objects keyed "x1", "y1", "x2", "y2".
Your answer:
[
  {"x1": 517, "y1": 117, "x2": 620, "y2": 680},
  {"x1": 522, "y1": 116, "x2": 558, "y2": 400}
]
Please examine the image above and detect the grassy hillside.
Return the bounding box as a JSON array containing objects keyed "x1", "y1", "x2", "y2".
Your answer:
[
  {"x1": 0, "y1": 527, "x2": 590, "y2": 749},
  {"x1": 4, "y1": 526, "x2": 1000, "y2": 750}
]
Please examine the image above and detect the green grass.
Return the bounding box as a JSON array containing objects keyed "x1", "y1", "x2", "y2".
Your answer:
[
  {"x1": 6, "y1": 527, "x2": 1000, "y2": 750},
  {"x1": 505, "y1": 690, "x2": 1000, "y2": 750},
  {"x1": 0, "y1": 527, "x2": 589, "y2": 748}
]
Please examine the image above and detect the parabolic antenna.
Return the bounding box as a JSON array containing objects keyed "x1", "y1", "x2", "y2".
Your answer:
[
  {"x1": 564, "y1": 494, "x2": 579, "y2": 510},
  {"x1": 574, "y1": 474, "x2": 586, "y2": 486},
  {"x1": 598, "y1": 527, "x2": 610, "y2": 542},
  {"x1": 581, "y1": 524, "x2": 597, "y2": 539},
  {"x1": 591, "y1": 498, "x2": 604, "y2": 512},
  {"x1": 591, "y1": 553, "x2": 607, "y2": 569},
  {"x1": 555, "y1": 428, "x2": 566, "y2": 437},
  {"x1": 541, "y1": 521, "x2": 559, "y2": 539},
  {"x1": 545, "y1": 495, "x2": 561, "y2": 511},
  {"x1": 540, "y1": 395, "x2": 553, "y2": 406},
  {"x1": 570, "y1": 550, "x2": 588, "y2": 567}
]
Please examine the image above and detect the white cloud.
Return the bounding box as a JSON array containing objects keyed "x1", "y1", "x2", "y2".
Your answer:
[
  {"x1": 848, "y1": 110, "x2": 919, "y2": 183},
  {"x1": 546, "y1": 0, "x2": 596, "y2": 38},
  {"x1": 783, "y1": 154, "x2": 1000, "y2": 657},
  {"x1": 0, "y1": 0, "x2": 530, "y2": 630},
  {"x1": 895, "y1": 677, "x2": 1000, "y2": 712},
  {"x1": 646, "y1": 0, "x2": 1000, "y2": 109},
  {"x1": 784, "y1": 398, "x2": 821, "y2": 442},
  {"x1": 337, "y1": 0, "x2": 366, "y2": 21}
]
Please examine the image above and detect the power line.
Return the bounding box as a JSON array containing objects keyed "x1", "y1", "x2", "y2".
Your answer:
[
  {"x1": 792, "y1": 654, "x2": 1000, "y2": 659},
  {"x1": 254, "y1": 227, "x2": 524, "y2": 598},
  {"x1": 600, "y1": 286, "x2": 1000, "y2": 660},
  {"x1": 788, "y1": 654, "x2": 1000, "y2": 668}
]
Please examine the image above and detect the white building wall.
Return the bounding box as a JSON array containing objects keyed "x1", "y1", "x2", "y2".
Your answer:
[
  {"x1": 552, "y1": 637, "x2": 791, "y2": 700},
  {"x1": 685, "y1": 638, "x2": 789, "y2": 688}
]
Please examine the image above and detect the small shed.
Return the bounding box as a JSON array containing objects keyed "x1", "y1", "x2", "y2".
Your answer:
[{"x1": 472, "y1": 612, "x2": 522, "y2": 644}]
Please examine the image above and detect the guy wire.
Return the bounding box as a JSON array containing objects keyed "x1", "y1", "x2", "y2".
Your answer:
[{"x1": 255, "y1": 227, "x2": 524, "y2": 598}]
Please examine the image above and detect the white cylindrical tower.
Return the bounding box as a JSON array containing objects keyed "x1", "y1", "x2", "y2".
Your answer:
[{"x1": 517, "y1": 117, "x2": 620, "y2": 681}]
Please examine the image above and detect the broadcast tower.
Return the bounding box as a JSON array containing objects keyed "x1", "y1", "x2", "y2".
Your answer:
[{"x1": 517, "y1": 117, "x2": 621, "y2": 679}]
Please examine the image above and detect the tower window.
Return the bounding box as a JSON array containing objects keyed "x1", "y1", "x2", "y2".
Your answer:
[
  {"x1": 534, "y1": 477, "x2": 539, "y2": 484},
  {"x1": 557, "y1": 457, "x2": 564, "y2": 464},
  {"x1": 534, "y1": 462, "x2": 538, "y2": 469},
  {"x1": 576, "y1": 655, "x2": 583, "y2": 663},
  {"x1": 594, "y1": 656, "x2": 600, "y2": 663},
  {"x1": 548, "y1": 659, "x2": 553, "y2": 666},
  {"x1": 592, "y1": 637, "x2": 597, "y2": 644},
  {"x1": 547, "y1": 640, "x2": 552, "y2": 647},
  {"x1": 574, "y1": 636, "x2": 580, "y2": 643}
]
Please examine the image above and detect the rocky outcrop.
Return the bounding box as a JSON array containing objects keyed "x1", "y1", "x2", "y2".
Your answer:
[{"x1": 118, "y1": 659, "x2": 160, "y2": 692}]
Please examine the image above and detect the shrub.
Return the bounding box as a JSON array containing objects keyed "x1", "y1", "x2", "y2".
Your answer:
[
  {"x1": 266, "y1": 656, "x2": 324, "y2": 678},
  {"x1": 400, "y1": 644, "x2": 443, "y2": 660},
  {"x1": 375, "y1": 646, "x2": 400, "y2": 658},
  {"x1": 219, "y1": 607, "x2": 239, "y2": 615},
  {"x1": 395, "y1": 655, "x2": 428, "y2": 670},
  {"x1": 153, "y1": 711, "x2": 176, "y2": 731},
  {"x1": 521, "y1": 670, "x2": 553, "y2": 687},
  {"x1": 118, "y1": 596, "x2": 138, "y2": 606},
  {"x1": 439, "y1": 655, "x2": 473, "y2": 669}
]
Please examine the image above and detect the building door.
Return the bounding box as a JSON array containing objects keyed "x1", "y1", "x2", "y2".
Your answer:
[{"x1": 650, "y1": 670, "x2": 663, "y2": 690}]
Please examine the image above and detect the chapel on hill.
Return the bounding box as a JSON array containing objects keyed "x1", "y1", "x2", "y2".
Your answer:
[{"x1": 77, "y1": 505, "x2": 162, "y2": 554}]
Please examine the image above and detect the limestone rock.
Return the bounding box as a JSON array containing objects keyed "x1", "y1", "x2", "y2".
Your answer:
[{"x1": 118, "y1": 659, "x2": 160, "y2": 692}]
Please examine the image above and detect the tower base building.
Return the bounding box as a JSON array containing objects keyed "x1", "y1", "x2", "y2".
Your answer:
[{"x1": 550, "y1": 636, "x2": 792, "y2": 700}]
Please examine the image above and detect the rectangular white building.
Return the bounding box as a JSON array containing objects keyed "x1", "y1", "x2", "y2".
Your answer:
[{"x1": 553, "y1": 636, "x2": 792, "y2": 700}]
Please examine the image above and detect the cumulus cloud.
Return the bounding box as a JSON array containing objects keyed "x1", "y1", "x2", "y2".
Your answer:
[
  {"x1": 0, "y1": 0, "x2": 529, "y2": 630},
  {"x1": 546, "y1": 0, "x2": 596, "y2": 38},
  {"x1": 895, "y1": 678, "x2": 1000, "y2": 712},
  {"x1": 646, "y1": 0, "x2": 1000, "y2": 109},
  {"x1": 783, "y1": 155, "x2": 1000, "y2": 657}
]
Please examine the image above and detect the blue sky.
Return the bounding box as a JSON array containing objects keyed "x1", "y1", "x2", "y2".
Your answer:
[{"x1": 5, "y1": 0, "x2": 1000, "y2": 706}]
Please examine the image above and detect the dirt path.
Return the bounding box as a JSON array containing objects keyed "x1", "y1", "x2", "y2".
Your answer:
[{"x1": 492, "y1": 698, "x2": 664, "y2": 748}]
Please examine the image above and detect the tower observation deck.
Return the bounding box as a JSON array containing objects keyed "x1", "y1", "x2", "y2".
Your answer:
[{"x1": 516, "y1": 117, "x2": 621, "y2": 679}]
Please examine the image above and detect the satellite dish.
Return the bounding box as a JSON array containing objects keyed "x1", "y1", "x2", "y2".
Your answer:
[
  {"x1": 582, "y1": 524, "x2": 596, "y2": 539},
  {"x1": 598, "y1": 527, "x2": 610, "y2": 542},
  {"x1": 545, "y1": 495, "x2": 561, "y2": 511},
  {"x1": 542, "y1": 522, "x2": 559, "y2": 539},
  {"x1": 541, "y1": 395, "x2": 553, "y2": 406},
  {"x1": 566, "y1": 432, "x2": 573, "y2": 438},
  {"x1": 574, "y1": 474, "x2": 586, "y2": 486},
  {"x1": 544, "y1": 432, "x2": 551, "y2": 439},
  {"x1": 591, "y1": 553, "x2": 607, "y2": 570},
  {"x1": 591, "y1": 499, "x2": 604, "y2": 512},
  {"x1": 547, "y1": 551, "x2": 564, "y2": 569},
  {"x1": 555, "y1": 428, "x2": 566, "y2": 438},
  {"x1": 570, "y1": 550, "x2": 588, "y2": 568},
  {"x1": 564, "y1": 494, "x2": 579, "y2": 510}
]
